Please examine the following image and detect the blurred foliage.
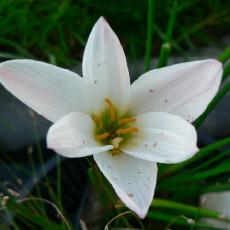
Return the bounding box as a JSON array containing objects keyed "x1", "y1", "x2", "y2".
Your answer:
[
  {"x1": 0, "y1": 0, "x2": 230, "y2": 229},
  {"x1": 0, "y1": 0, "x2": 229, "y2": 66}
]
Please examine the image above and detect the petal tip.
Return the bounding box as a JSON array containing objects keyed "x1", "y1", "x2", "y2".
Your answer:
[
  {"x1": 204, "y1": 59, "x2": 223, "y2": 72},
  {"x1": 96, "y1": 16, "x2": 108, "y2": 28},
  {"x1": 98, "y1": 16, "x2": 106, "y2": 22},
  {"x1": 136, "y1": 209, "x2": 148, "y2": 219},
  {"x1": 208, "y1": 59, "x2": 222, "y2": 65}
]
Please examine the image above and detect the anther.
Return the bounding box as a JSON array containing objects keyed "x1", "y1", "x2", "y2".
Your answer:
[
  {"x1": 105, "y1": 98, "x2": 116, "y2": 122},
  {"x1": 111, "y1": 137, "x2": 124, "y2": 148},
  {"x1": 116, "y1": 127, "x2": 138, "y2": 135},
  {"x1": 119, "y1": 117, "x2": 136, "y2": 125},
  {"x1": 96, "y1": 132, "x2": 109, "y2": 140}
]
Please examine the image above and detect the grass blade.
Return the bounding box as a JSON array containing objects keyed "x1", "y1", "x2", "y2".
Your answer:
[
  {"x1": 152, "y1": 198, "x2": 229, "y2": 221},
  {"x1": 147, "y1": 211, "x2": 223, "y2": 229},
  {"x1": 222, "y1": 62, "x2": 230, "y2": 82},
  {"x1": 144, "y1": 0, "x2": 154, "y2": 71},
  {"x1": 157, "y1": 1, "x2": 177, "y2": 68},
  {"x1": 159, "y1": 137, "x2": 230, "y2": 176},
  {"x1": 218, "y1": 46, "x2": 230, "y2": 63}
]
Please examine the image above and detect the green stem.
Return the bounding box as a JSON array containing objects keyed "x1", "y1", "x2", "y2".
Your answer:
[
  {"x1": 56, "y1": 156, "x2": 62, "y2": 210},
  {"x1": 147, "y1": 212, "x2": 224, "y2": 229},
  {"x1": 189, "y1": 149, "x2": 230, "y2": 173},
  {"x1": 144, "y1": 0, "x2": 154, "y2": 72},
  {"x1": 163, "y1": 161, "x2": 229, "y2": 184},
  {"x1": 157, "y1": 42, "x2": 171, "y2": 68},
  {"x1": 166, "y1": 1, "x2": 178, "y2": 41},
  {"x1": 157, "y1": 1, "x2": 177, "y2": 68},
  {"x1": 222, "y1": 62, "x2": 230, "y2": 82},
  {"x1": 152, "y1": 199, "x2": 229, "y2": 221},
  {"x1": 218, "y1": 46, "x2": 230, "y2": 63}
]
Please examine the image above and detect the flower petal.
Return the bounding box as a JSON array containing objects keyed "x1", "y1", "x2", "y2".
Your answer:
[
  {"x1": 82, "y1": 17, "x2": 130, "y2": 115},
  {"x1": 47, "y1": 112, "x2": 113, "y2": 158},
  {"x1": 130, "y1": 60, "x2": 222, "y2": 122},
  {"x1": 0, "y1": 59, "x2": 90, "y2": 122},
  {"x1": 94, "y1": 152, "x2": 157, "y2": 218},
  {"x1": 122, "y1": 112, "x2": 198, "y2": 163}
]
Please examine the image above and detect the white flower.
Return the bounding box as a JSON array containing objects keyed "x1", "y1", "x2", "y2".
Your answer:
[{"x1": 0, "y1": 17, "x2": 223, "y2": 218}]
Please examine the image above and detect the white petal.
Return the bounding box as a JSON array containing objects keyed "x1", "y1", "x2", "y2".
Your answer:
[
  {"x1": 130, "y1": 60, "x2": 222, "y2": 122},
  {"x1": 82, "y1": 17, "x2": 130, "y2": 115},
  {"x1": 122, "y1": 112, "x2": 198, "y2": 163},
  {"x1": 47, "y1": 112, "x2": 113, "y2": 158},
  {"x1": 94, "y1": 152, "x2": 157, "y2": 218},
  {"x1": 0, "y1": 59, "x2": 91, "y2": 122}
]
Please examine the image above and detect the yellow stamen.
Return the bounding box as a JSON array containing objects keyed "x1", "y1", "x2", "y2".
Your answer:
[
  {"x1": 119, "y1": 117, "x2": 136, "y2": 125},
  {"x1": 105, "y1": 98, "x2": 116, "y2": 122},
  {"x1": 116, "y1": 127, "x2": 138, "y2": 135},
  {"x1": 92, "y1": 114, "x2": 103, "y2": 129},
  {"x1": 111, "y1": 137, "x2": 124, "y2": 148},
  {"x1": 96, "y1": 132, "x2": 109, "y2": 140}
]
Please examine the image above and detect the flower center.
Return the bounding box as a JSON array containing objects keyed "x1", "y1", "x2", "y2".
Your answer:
[{"x1": 93, "y1": 98, "x2": 138, "y2": 155}]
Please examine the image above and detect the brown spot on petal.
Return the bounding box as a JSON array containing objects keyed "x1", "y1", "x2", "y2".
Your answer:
[
  {"x1": 127, "y1": 192, "x2": 134, "y2": 197},
  {"x1": 149, "y1": 89, "x2": 154, "y2": 93}
]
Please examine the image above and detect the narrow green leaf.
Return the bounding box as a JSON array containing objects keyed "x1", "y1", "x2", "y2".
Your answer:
[
  {"x1": 204, "y1": 183, "x2": 230, "y2": 193},
  {"x1": 166, "y1": 1, "x2": 178, "y2": 42},
  {"x1": 144, "y1": 0, "x2": 154, "y2": 71},
  {"x1": 154, "y1": 24, "x2": 186, "y2": 56},
  {"x1": 147, "y1": 211, "x2": 223, "y2": 229},
  {"x1": 222, "y1": 63, "x2": 230, "y2": 82},
  {"x1": 218, "y1": 46, "x2": 230, "y2": 63},
  {"x1": 159, "y1": 137, "x2": 230, "y2": 176},
  {"x1": 157, "y1": 1, "x2": 177, "y2": 68},
  {"x1": 152, "y1": 199, "x2": 229, "y2": 221},
  {"x1": 157, "y1": 42, "x2": 171, "y2": 68},
  {"x1": 166, "y1": 161, "x2": 229, "y2": 184},
  {"x1": 189, "y1": 149, "x2": 230, "y2": 173}
]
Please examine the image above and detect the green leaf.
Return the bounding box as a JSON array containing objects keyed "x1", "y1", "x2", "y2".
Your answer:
[
  {"x1": 218, "y1": 46, "x2": 230, "y2": 63},
  {"x1": 222, "y1": 63, "x2": 230, "y2": 82},
  {"x1": 152, "y1": 198, "x2": 229, "y2": 221},
  {"x1": 159, "y1": 137, "x2": 230, "y2": 176},
  {"x1": 147, "y1": 211, "x2": 224, "y2": 229},
  {"x1": 144, "y1": 0, "x2": 155, "y2": 71}
]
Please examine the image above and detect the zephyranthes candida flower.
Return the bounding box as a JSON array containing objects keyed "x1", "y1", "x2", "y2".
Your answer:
[{"x1": 0, "y1": 17, "x2": 222, "y2": 218}]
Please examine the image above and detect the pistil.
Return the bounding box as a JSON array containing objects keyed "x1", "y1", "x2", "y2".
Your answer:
[{"x1": 105, "y1": 98, "x2": 116, "y2": 122}]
